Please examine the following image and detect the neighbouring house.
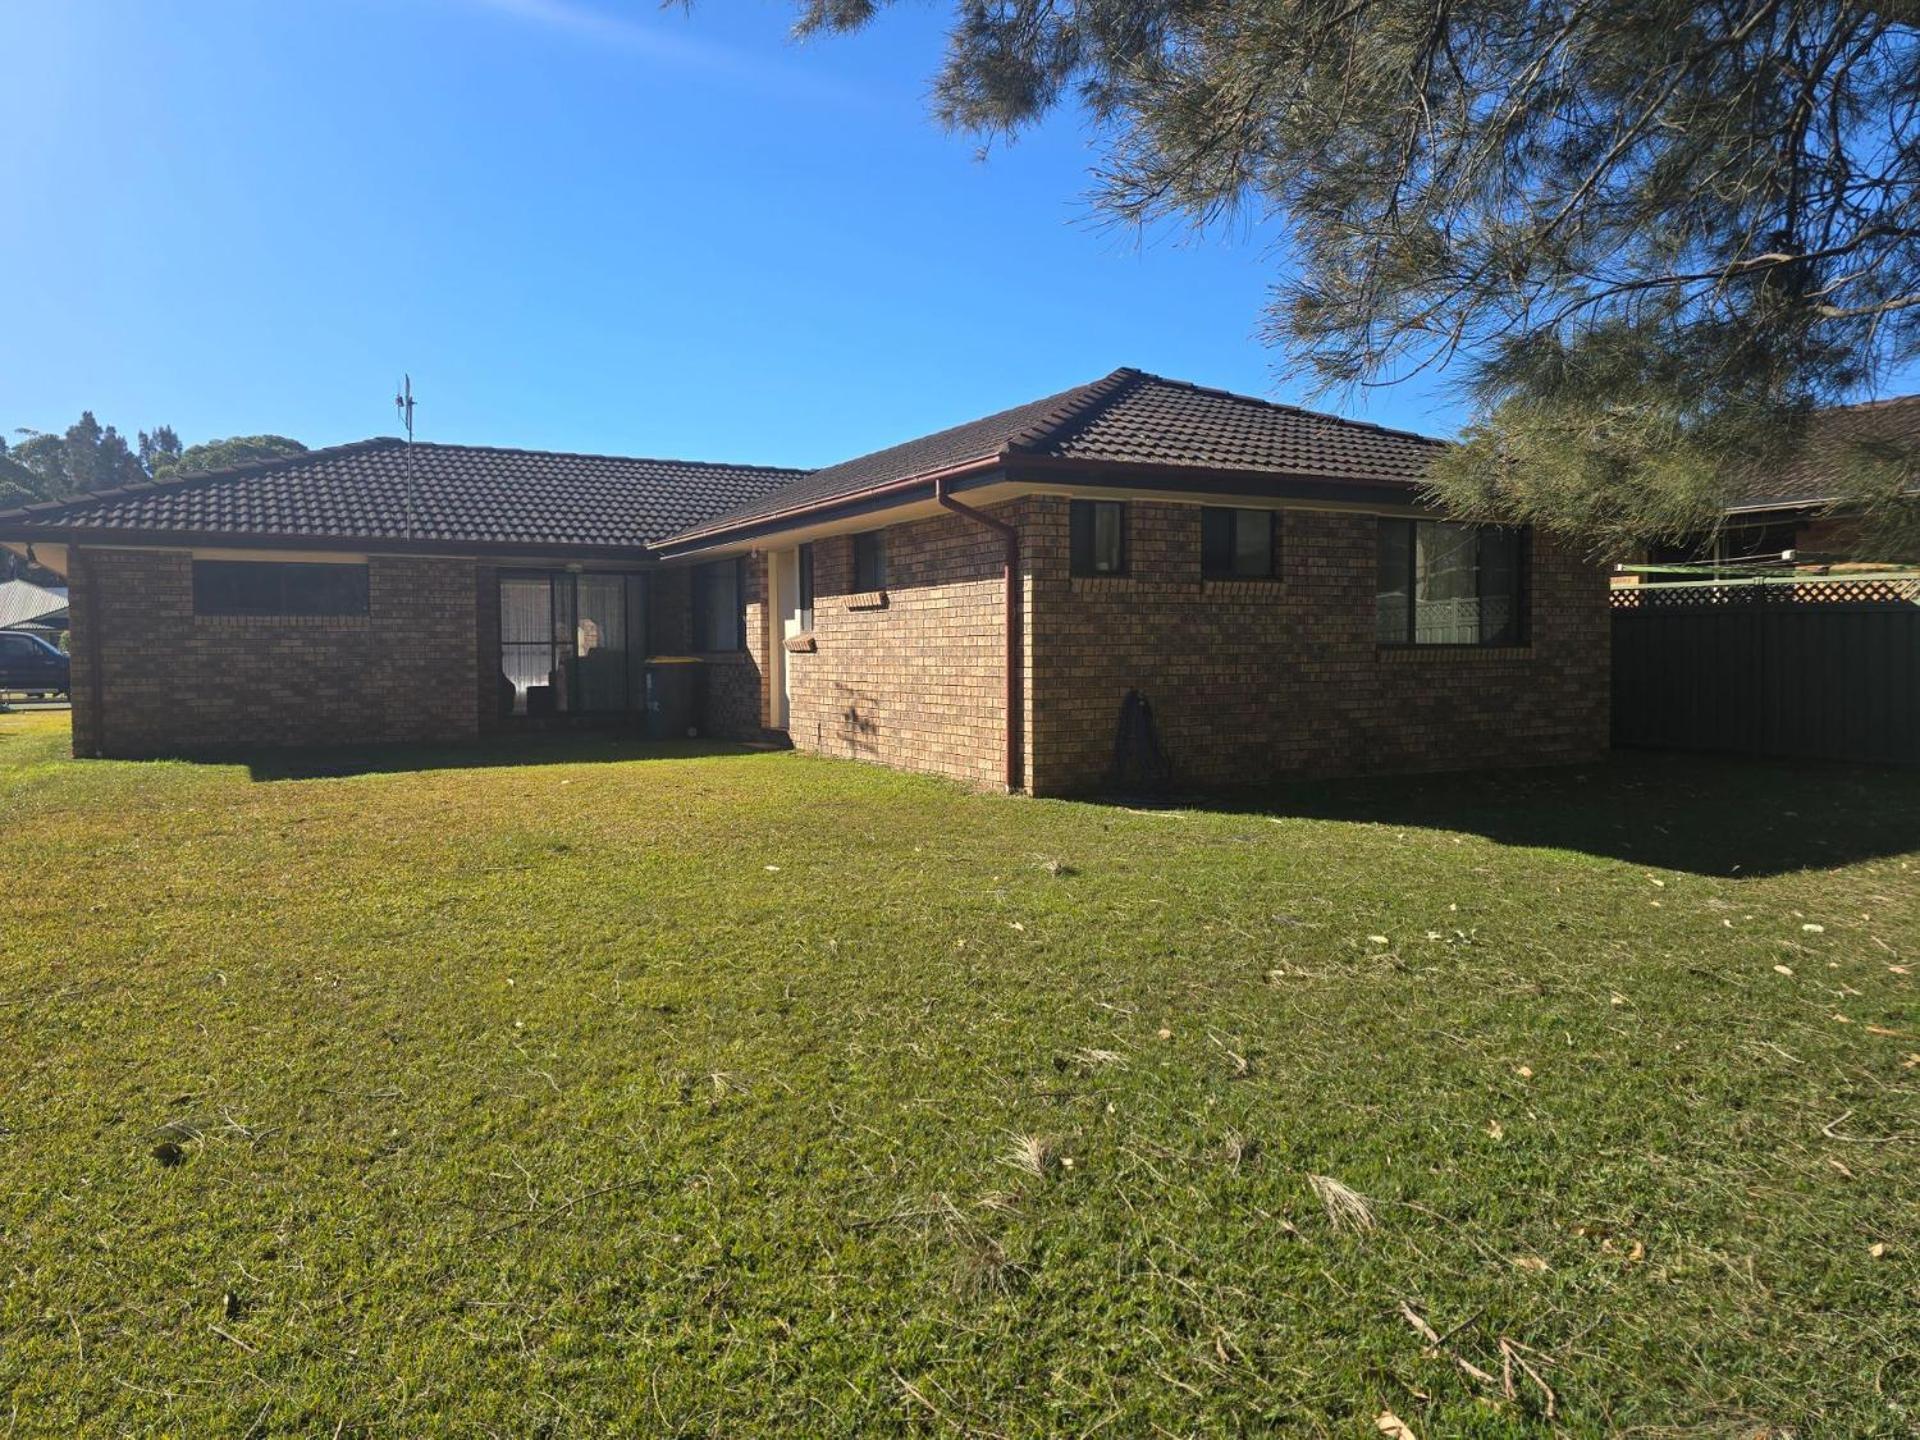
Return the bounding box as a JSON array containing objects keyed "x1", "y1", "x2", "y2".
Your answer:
[
  {"x1": 0, "y1": 368, "x2": 1609, "y2": 793},
  {"x1": 0, "y1": 577, "x2": 69, "y2": 641},
  {"x1": 1627, "y1": 394, "x2": 1920, "y2": 579}
]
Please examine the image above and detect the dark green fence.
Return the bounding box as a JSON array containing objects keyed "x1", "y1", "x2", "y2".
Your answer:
[{"x1": 1612, "y1": 578, "x2": 1920, "y2": 766}]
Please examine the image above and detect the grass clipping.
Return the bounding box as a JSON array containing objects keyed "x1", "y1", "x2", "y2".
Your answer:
[{"x1": 1307, "y1": 1174, "x2": 1376, "y2": 1234}]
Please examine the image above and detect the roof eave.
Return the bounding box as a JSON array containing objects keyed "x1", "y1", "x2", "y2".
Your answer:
[
  {"x1": 0, "y1": 524, "x2": 660, "y2": 563},
  {"x1": 652, "y1": 454, "x2": 1433, "y2": 558}
]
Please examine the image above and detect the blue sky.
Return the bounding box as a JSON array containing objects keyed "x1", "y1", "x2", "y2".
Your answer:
[{"x1": 0, "y1": 0, "x2": 1472, "y2": 468}]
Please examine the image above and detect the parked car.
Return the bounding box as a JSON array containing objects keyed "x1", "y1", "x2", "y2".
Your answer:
[{"x1": 0, "y1": 631, "x2": 70, "y2": 696}]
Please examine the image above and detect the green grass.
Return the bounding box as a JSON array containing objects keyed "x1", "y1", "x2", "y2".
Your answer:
[{"x1": 2, "y1": 710, "x2": 1916, "y2": 1437}]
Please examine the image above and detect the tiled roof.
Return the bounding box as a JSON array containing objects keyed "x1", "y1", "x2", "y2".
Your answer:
[
  {"x1": 0, "y1": 440, "x2": 805, "y2": 551},
  {"x1": 0, "y1": 368, "x2": 1446, "y2": 554},
  {"x1": 673, "y1": 367, "x2": 1445, "y2": 539},
  {"x1": 1730, "y1": 394, "x2": 1920, "y2": 510}
]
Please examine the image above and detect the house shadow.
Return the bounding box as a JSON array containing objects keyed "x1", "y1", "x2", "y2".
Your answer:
[
  {"x1": 242, "y1": 733, "x2": 768, "y2": 782},
  {"x1": 1093, "y1": 751, "x2": 1920, "y2": 879}
]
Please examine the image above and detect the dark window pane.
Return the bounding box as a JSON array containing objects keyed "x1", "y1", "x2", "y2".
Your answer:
[
  {"x1": 1235, "y1": 512, "x2": 1274, "y2": 576},
  {"x1": 1376, "y1": 520, "x2": 1412, "y2": 642},
  {"x1": 1201, "y1": 508, "x2": 1233, "y2": 575},
  {"x1": 693, "y1": 560, "x2": 742, "y2": 651},
  {"x1": 1414, "y1": 521, "x2": 1481, "y2": 643},
  {"x1": 1203, "y1": 507, "x2": 1276, "y2": 578},
  {"x1": 1071, "y1": 500, "x2": 1125, "y2": 576},
  {"x1": 1376, "y1": 519, "x2": 1528, "y2": 646},
  {"x1": 798, "y1": 543, "x2": 815, "y2": 629},
  {"x1": 1478, "y1": 527, "x2": 1523, "y2": 645},
  {"x1": 854, "y1": 531, "x2": 887, "y2": 591},
  {"x1": 192, "y1": 561, "x2": 367, "y2": 617}
]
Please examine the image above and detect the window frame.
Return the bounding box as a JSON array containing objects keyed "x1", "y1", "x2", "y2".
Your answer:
[
  {"x1": 1375, "y1": 518, "x2": 1529, "y2": 649},
  {"x1": 853, "y1": 530, "x2": 888, "y2": 592},
  {"x1": 191, "y1": 560, "x2": 370, "y2": 618},
  {"x1": 1069, "y1": 499, "x2": 1128, "y2": 578},
  {"x1": 797, "y1": 543, "x2": 815, "y2": 630},
  {"x1": 1201, "y1": 506, "x2": 1281, "y2": 580},
  {"x1": 690, "y1": 557, "x2": 746, "y2": 654},
  {"x1": 498, "y1": 568, "x2": 648, "y2": 717}
]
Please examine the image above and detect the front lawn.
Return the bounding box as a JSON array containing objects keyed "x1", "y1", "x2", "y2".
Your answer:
[{"x1": 2, "y1": 710, "x2": 1915, "y2": 1436}]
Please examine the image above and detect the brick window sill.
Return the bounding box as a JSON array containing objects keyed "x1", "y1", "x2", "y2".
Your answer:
[
  {"x1": 783, "y1": 632, "x2": 817, "y2": 654},
  {"x1": 1376, "y1": 645, "x2": 1534, "y2": 662},
  {"x1": 1069, "y1": 575, "x2": 1134, "y2": 591},
  {"x1": 1201, "y1": 577, "x2": 1285, "y2": 594},
  {"x1": 846, "y1": 590, "x2": 889, "y2": 611},
  {"x1": 194, "y1": 614, "x2": 371, "y2": 630}
]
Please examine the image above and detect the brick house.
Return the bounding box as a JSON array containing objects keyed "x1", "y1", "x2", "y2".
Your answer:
[
  {"x1": 0, "y1": 368, "x2": 1609, "y2": 793},
  {"x1": 1627, "y1": 393, "x2": 1920, "y2": 578}
]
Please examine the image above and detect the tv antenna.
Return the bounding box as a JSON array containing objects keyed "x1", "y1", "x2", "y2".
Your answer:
[{"x1": 394, "y1": 374, "x2": 417, "y2": 541}]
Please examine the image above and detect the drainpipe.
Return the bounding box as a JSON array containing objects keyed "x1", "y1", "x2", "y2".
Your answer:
[{"x1": 934, "y1": 477, "x2": 1022, "y2": 793}]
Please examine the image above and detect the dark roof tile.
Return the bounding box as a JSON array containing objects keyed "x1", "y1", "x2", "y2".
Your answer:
[
  {"x1": 1730, "y1": 394, "x2": 1920, "y2": 510},
  {"x1": 674, "y1": 367, "x2": 1443, "y2": 539},
  {"x1": 0, "y1": 440, "x2": 804, "y2": 550}
]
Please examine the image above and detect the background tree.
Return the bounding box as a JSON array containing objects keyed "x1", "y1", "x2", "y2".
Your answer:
[
  {"x1": 789, "y1": 0, "x2": 1920, "y2": 555},
  {"x1": 160, "y1": 434, "x2": 306, "y2": 477},
  {"x1": 2, "y1": 420, "x2": 306, "y2": 495},
  {"x1": 139, "y1": 425, "x2": 182, "y2": 477},
  {"x1": 61, "y1": 411, "x2": 146, "y2": 493}
]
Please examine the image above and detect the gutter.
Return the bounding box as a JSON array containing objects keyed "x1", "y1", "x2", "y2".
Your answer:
[
  {"x1": 934, "y1": 477, "x2": 1022, "y2": 793},
  {"x1": 656, "y1": 455, "x2": 1428, "y2": 558},
  {"x1": 663, "y1": 455, "x2": 1006, "y2": 552}
]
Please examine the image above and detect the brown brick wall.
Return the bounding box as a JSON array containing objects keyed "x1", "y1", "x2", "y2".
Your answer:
[
  {"x1": 704, "y1": 555, "x2": 770, "y2": 740},
  {"x1": 645, "y1": 559, "x2": 768, "y2": 741},
  {"x1": 1024, "y1": 497, "x2": 1610, "y2": 793},
  {"x1": 70, "y1": 547, "x2": 480, "y2": 756},
  {"x1": 775, "y1": 509, "x2": 1017, "y2": 788}
]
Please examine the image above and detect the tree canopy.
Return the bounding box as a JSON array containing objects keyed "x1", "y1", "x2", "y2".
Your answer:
[
  {"x1": 161, "y1": 434, "x2": 307, "y2": 478},
  {"x1": 3, "y1": 418, "x2": 304, "y2": 501},
  {"x1": 790, "y1": 0, "x2": 1920, "y2": 554}
]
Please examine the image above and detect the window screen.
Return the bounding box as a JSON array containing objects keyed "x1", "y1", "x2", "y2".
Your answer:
[{"x1": 192, "y1": 561, "x2": 369, "y2": 617}]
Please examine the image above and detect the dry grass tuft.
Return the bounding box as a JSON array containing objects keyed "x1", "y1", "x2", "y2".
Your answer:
[
  {"x1": 1308, "y1": 1173, "x2": 1376, "y2": 1234},
  {"x1": 953, "y1": 1237, "x2": 1020, "y2": 1297},
  {"x1": 1003, "y1": 1133, "x2": 1060, "y2": 1179}
]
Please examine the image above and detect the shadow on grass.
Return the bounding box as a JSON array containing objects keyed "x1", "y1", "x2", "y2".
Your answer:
[
  {"x1": 241, "y1": 733, "x2": 768, "y2": 782},
  {"x1": 1101, "y1": 751, "x2": 1920, "y2": 879}
]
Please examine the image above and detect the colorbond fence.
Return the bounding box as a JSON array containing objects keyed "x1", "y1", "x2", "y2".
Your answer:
[{"x1": 1611, "y1": 576, "x2": 1920, "y2": 766}]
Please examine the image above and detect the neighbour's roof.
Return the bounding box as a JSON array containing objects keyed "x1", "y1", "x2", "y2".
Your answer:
[
  {"x1": 0, "y1": 440, "x2": 805, "y2": 552},
  {"x1": 672, "y1": 367, "x2": 1444, "y2": 539},
  {"x1": 0, "y1": 578, "x2": 68, "y2": 629},
  {"x1": 1731, "y1": 394, "x2": 1920, "y2": 511}
]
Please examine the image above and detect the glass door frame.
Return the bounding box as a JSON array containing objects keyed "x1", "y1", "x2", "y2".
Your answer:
[{"x1": 498, "y1": 567, "x2": 650, "y2": 718}]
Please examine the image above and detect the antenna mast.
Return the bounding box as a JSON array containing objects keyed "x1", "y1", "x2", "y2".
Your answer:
[{"x1": 394, "y1": 374, "x2": 417, "y2": 542}]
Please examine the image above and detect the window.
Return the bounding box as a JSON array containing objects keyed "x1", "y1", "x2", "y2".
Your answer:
[
  {"x1": 691, "y1": 559, "x2": 744, "y2": 652},
  {"x1": 1070, "y1": 500, "x2": 1126, "y2": 576},
  {"x1": 499, "y1": 570, "x2": 646, "y2": 716},
  {"x1": 798, "y1": 543, "x2": 815, "y2": 630},
  {"x1": 1202, "y1": 507, "x2": 1279, "y2": 578},
  {"x1": 192, "y1": 560, "x2": 368, "y2": 617},
  {"x1": 853, "y1": 531, "x2": 887, "y2": 591},
  {"x1": 1376, "y1": 520, "x2": 1526, "y2": 646}
]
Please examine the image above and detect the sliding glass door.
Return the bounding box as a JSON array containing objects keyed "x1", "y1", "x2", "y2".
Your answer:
[{"x1": 499, "y1": 571, "x2": 648, "y2": 717}]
